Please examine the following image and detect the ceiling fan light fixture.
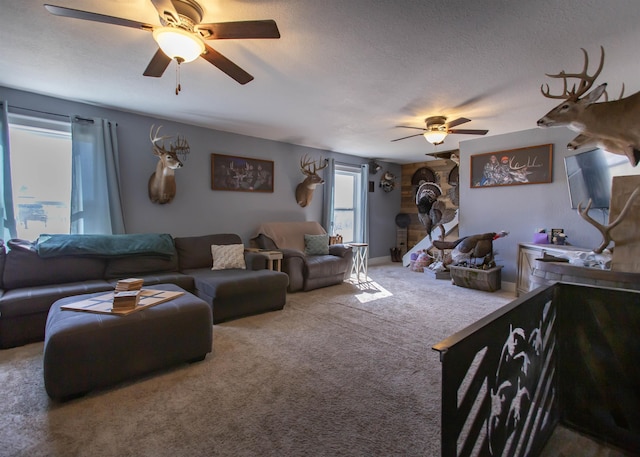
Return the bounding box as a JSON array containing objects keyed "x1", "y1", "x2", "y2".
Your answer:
[
  {"x1": 153, "y1": 27, "x2": 204, "y2": 63},
  {"x1": 423, "y1": 130, "x2": 448, "y2": 145}
]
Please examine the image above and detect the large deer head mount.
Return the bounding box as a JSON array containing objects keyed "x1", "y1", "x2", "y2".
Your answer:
[
  {"x1": 537, "y1": 46, "x2": 640, "y2": 166},
  {"x1": 295, "y1": 154, "x2": 328, "y2": 207},
  {"x1": 148, "y1": 125, "x2": 190, "y2": 204}
]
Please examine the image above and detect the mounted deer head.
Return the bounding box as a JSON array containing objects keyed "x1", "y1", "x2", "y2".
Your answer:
[
  {"x1": 295, "y1": 154, "x2": 328, "y2": 207},
  {"x1": 148, "y1": 125, "x2": 190, "y2": 204},
  {"x1": 537, "y1": 46, "x2": 640, "y2": 166}
]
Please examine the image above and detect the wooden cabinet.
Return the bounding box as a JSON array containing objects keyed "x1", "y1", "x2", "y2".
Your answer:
[{"x1": 516, "y1": 243, "x2": 590, "y2": 296}]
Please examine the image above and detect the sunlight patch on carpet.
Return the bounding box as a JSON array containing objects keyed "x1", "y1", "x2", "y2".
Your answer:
[{"x1": 346, "y1": 277, "x2": 393, "y2": 303}]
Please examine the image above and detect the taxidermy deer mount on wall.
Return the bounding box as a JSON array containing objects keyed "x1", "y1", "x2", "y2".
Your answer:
[
  {"x1": 295, "y1": 154, "x2": 328, "y2": 207},
  {"x1": 537, "y1": 46, "x2": 640, "y2": 166},
  {"x1": 148, "y1": 125, "x2": 190, "y2": 204}
]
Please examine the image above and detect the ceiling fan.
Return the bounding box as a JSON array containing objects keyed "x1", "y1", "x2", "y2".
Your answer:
[
  {"x1": 44, "y1": 0, "x2": 280, "y2": 87},
  {"x1": 392, "y1": 116, "x2": 488, "y2": 145}
]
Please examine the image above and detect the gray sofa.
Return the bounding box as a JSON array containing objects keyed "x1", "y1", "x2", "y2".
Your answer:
[{"x1": 0, "y1": 233, "x2": 289, "y2": 349}]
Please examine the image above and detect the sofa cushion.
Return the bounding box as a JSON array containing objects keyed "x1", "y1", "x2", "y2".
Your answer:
[
  {"x1": 304, "y1": 234, "x2": 329, "y2": 255},
  {"x1": 186, "y1": 268, "x2": 287, "y2": 303},
  {"x1": 104, "y1": 254, "x2": 179, "y2": 279},
  {"x1": 211, "y1": 244, "x2": 246, "y2": 270},
  {"x1": 175, "y1": 234, "x2": 242, "y2": 270},
  {"x1": 305, "y1": 254, "x2": 350, "y2": 279},
  {"x1": 3, "y1": 239, "x2": 107, "y2": 289},
  {"x1": 0, "y1": 279, "x2": 112, "y2": 318}
]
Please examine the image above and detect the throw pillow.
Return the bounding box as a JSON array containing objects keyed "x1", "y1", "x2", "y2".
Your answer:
[
  {"x1": 211, "y1": 244, "x2": 246, "y2": 270},
  {"x1": 304, "y1": 234, "x2": 329, "y2": 256}
]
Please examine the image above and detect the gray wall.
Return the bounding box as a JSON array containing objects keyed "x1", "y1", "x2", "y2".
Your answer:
[
  {"x1": 459, "y1": 127, "x2": 605, "y2": 283},
  {"x1": 0, "y1": 86, "x2": 401, "y2": 259}
]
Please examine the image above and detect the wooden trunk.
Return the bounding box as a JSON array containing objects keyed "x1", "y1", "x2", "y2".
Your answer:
[{"x1": 449, "y1": 265, "x2": 503, "y2": 292}]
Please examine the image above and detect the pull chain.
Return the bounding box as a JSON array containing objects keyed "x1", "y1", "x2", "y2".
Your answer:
[{"x1": 175, "y1": 58, "x2": 184, "y2": 95}]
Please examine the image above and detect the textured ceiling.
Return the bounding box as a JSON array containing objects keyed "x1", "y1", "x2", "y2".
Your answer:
[{"x1": 2, "y1": 0, "x2": 640, "y2": 163}]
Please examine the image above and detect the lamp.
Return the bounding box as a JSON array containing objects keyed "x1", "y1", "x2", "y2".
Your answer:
[
  {"x1": 423, "y1": 129, "x2": 448, "y2": 145},
  {"x1": 152, "y1": 27, "x2": 205, "y2": 63}
]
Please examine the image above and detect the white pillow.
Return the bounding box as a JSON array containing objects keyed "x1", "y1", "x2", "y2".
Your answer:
[{"x1": 211, "y1": 244, "x2": 246, "y2": 270}]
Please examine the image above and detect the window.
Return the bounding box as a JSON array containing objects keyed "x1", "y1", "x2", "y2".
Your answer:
[
  {"x1": 333, "y1": 164, "x2": 363, "y2": 243},
  {"x1": 9, "y1": 115, "x2": 72, "y2": 240}
]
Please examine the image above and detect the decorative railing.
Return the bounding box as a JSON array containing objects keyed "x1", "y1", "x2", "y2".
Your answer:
[{"x1": 433, "y1": 282, "x2": 640, "y2": 456}]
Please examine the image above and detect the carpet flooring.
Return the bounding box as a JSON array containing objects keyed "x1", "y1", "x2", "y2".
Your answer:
[{"x1": 0, "y1": 263, "x2": 519, "y2": 456}]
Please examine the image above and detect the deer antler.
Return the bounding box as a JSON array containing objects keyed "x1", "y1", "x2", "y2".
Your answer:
[
  {"x1": 149, "y1": 124, "x2": 174, "y2": 151},
  {"x1": 578, "y1": 186, "x2": 640, "y2": 253},
  {"x1": 300, "y1": 154, "x2": 327, "y2": 175},
  {"x1": 602, "y1": 83, "x2": 625, "y2": 102},
  {"x1": 540, "y1": 46, "x2": 605, "y2": 100},
  {"x1": 509, "y1": 156, "x2": 542, "y2": 170},
  {"x1": 171, "y1": 135, "x2": 190, "y2": 162}
]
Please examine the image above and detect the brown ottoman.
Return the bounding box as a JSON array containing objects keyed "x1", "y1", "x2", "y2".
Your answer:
[{"x1": 43, "y1": 283, "x2": 212, "y2": 401}]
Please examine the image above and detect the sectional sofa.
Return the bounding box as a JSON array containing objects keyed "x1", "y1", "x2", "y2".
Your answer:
[{"x1": 0, "y1": 233, "x2": 289, "y2": 349}]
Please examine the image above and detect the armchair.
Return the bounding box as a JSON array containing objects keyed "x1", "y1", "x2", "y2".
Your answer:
[{"x1": 252, "y1": 221, "x2": 353, "y2": 292}]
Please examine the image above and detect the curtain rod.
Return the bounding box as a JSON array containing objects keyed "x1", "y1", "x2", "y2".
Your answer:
[
  {"x1": 4, "y1": 105, "x2": 95, "y2": 124},
  {"x1": 6, "y1": 105, "x2": 69, "y2": 119}
]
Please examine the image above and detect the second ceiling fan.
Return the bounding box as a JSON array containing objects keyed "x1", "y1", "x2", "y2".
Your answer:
[
  {"x1": 44, "y1": 0, "x2": 281, "y2": 86},
  {"x1": 392, "y1": 116, "x2": 488, "y2": 145}
]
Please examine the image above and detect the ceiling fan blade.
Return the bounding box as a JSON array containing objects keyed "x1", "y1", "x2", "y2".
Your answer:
[
  {"x1": 391, "y1": 133, "x2": 424, "y2": 142},
  {"x1": 444, "y1": 117, "x2": 471, "y2": 129},
  {"x1": 44, "y1": 4, "x2": 155, "y2": 31},
  {"x1": 395, "y1": 126, "x2": 427, "y2": 131},
  {"x1": 448, "y1": 129, "x2": 489, "y2": 135},
  {"x1": 149, "y1": 0, "x2": 180, "y2": 25},
  {"x1": 143, "y1": 49, "x2": 172, "y2": 77},
  {"x1": 196, "y1": 20, "x2": 281, "y2": 40},
  {"x1": 201, "y1": 43, "x2": 254, "y2": 84}
]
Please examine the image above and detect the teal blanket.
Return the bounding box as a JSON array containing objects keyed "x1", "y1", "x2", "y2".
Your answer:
[{"x1": 35, "y1": 233, "x2": 175, "y2": 258}]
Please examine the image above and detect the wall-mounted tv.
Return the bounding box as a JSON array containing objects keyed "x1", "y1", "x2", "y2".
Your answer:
[{"x1": 564, "y1": 148, "x2": 640, "y2": 209}]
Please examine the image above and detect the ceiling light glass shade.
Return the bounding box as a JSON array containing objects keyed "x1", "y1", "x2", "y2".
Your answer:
[
  {"x1": 152, "y1": 27, "x2": 205, "y2": 63},
  {"x1": 423, "y1": 130, "x2": 448, "y2": 145}
]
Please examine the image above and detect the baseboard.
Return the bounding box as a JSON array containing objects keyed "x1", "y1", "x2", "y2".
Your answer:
[{"x1": 369, "y1": 257, "x2": 397, "y2": 266}]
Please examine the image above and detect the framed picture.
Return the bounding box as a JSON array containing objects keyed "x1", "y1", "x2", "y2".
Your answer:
[
  {"x1": 211, "y1": 154, "x2": 274, "y2": 193},
  {"x1": 470, "y1": 144, "x2": 553, "y2": 188}
]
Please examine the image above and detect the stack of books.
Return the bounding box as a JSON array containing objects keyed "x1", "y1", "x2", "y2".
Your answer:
[
  {"x1": 113, "y1": 278, "x2": 144, "y2": 310},
  {"x1": 115, "y1": 278, "x2": 144, "y2": 291},
  {"x1": 112, "y1": 290, "x2": 141, "y2": 310}
]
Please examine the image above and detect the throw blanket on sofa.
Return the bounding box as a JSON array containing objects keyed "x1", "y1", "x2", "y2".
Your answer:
[
  {"x1": 35, "y1": 233, "x2": 176, "y2": 258},
  {"x1": 253, "y1": 221, "x2": 326, "y2": 252}
]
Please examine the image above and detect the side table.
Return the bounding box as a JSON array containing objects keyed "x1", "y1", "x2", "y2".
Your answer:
[
  {"x1": 349, "y1": 243, "x2": 369, "y2": 283},
  {"x1": 260, "y1": 250, "x2": 283, "y2": 272}
]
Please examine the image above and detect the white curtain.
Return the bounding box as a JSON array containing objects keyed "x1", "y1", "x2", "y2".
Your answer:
[
  {"x1": 358, "y1": 162, "x2": 369, "y2": 243},
  {"x1": 322, "y1": 157, "x2": 336, "y2": 234},
  {"x1": 71, "y1": 117, "x2": 125, "y2": 234},
  {"x1": 0, "y1": 101, "x2": 17, "y2": 240}
]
